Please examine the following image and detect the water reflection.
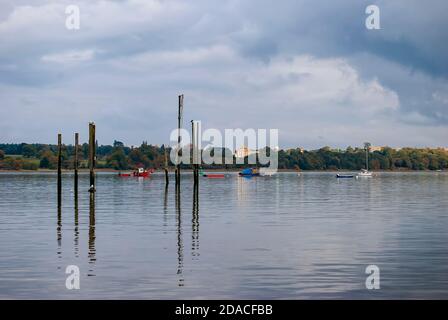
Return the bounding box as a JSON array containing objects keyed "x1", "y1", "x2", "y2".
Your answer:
[
  {"x1": 88, "y1": 192, "x2": 96, "y2": 276},
  {"x1": 163, "y1": 185, "x2": 168, "y2": 232},
  {"x1": 57, "y1": 198, "x2": 62, "y2": 264},
  {"x1": 2, "y1": 172, "x2": 448, "y2": 298},
  {"x1": 192, "y1": 183, "x2": 199, "y2": 258},
  {"x1": 175, "y1": 186, "x2": 184, "y2": 286},
  {"x1": 74, "y1": 190, "x2": 79, "y2": 258}
]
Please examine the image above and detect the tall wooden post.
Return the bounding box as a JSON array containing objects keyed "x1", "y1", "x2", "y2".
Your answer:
[
  {"x1": 74, "y1": 133, "x2": 79, "y2": 194},
  {"x1": 89, "y1": 122, "x2": 96, "y2": 192},
  {"x1": 191, "y1": 120, "x2": 200, "y2": 184},
  {"x1": 176, "y1": 94, "x2": 183, "y2": 186},
  {"x1": 57, "y1": 133, "x2": 62, "y2": 204}
]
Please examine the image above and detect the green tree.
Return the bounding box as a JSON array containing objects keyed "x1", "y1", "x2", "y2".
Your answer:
[
  {"x1": 22, "y1": 144, "x2": 37, "y2": 158},
  {"x1": 39, "y1": 150, "x2": 57, "y2": 169},
  {"x1": 106, "y1": 147, "x2": 128, "y2": 170}
]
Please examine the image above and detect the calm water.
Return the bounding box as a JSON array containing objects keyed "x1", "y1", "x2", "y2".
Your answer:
[{"x1": 0, "y1": 171, "x2": 447, "y2": 299}]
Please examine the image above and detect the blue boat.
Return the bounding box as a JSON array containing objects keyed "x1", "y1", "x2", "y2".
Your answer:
[{"x1": 239, "y1": 168, "x2": 260, "y2": 177}]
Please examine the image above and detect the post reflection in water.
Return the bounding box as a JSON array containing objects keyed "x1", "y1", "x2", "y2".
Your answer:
[
  {"x1": 163, "y1": 184, "x2": 168, "y2": 232},
  {"x1": 175, "y1": 186, "x2": 184, "y2": 286},
  {"x1": 88, "y1": 192, "x2": 96, "y2": 276},
  {"x1": 57, "y1": 195, "x2": 62, "y2": 265},
  {"x1": 192, "y1": 183, "x2": 199, "y2": 258},
  {"x1": 74, "y1": 186, "x2": 79, "y2": 258}
]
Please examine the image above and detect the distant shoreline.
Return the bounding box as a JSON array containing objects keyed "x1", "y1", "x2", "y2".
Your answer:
[{"x1": 0, "y1": 168, "x2": 444, "y2": 173}]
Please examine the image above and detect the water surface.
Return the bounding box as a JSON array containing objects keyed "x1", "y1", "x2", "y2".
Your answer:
[{"x1": 0, "y1": 171, "x2": 447, "y2": 299}]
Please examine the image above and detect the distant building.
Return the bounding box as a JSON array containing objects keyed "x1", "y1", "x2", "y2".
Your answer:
[
  {"x1": 235, "y1": 146, "x2": 255, "y2": 158},
  {"x1": 369, "y1": 146, "x2": 383, "y2": 152}
]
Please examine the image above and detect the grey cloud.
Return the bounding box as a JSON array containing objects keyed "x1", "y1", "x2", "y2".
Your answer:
[{"x1": 0, "y1": 0, "x2": 447, "y2": 147}]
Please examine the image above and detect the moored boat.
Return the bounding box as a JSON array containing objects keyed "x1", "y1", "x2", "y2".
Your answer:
[
  {"x1": 239, "y1": 168, "x2": 260, "y2": 177},
  {"x1": 336, "y1": 174, "x2": 354, "y2": 179},
  {"x1": 260, "y1": 168, "x2": 277, "y2": 176},
  {"x1": 357, "y1": 169, "x2": 373, "y2": 177},
  {"x1": 118, "y1": 173, "x2": 131, "y2": 177},
  {"x1": 203, "y1": 173, "x2": 225, "y2": 178},
  {"x1": 119, "y1": 168, "x2": 154, "y2": 178},
  {"x1": 357, "y1": 142, "x2": 373, "y2": 177}
]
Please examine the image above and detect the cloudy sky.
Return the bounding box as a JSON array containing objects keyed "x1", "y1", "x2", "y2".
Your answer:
[{"x1": 0, "y1": 0, "x2": 447, "y2": 149}]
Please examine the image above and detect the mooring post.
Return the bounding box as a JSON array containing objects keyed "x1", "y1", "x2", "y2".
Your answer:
[
  {"x1": 57, "y1": 133, "x2": 62, "y2": 204},
  {"x1": 164, "y1": 148, "x2": 169, "y2": 185},
  {"x1": 192, "y1": 120, "x2": 202, "y2": 184},
  {"x1": 176, "y1": 94, "x2": 184, "y2": 186},
  {"x1": 191, "y1": 120, "x2": 199, "y2": 184},
  {"x1": 89, "y1": 122, "x2": 96, "y2": 192},
  {"x1": 74, "y1": 132, "x2": 79, "y2": 194}
]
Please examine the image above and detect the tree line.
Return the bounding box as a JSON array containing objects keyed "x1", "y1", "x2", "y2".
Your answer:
[{"x1": 0, "y1": 142, "x2": 447, "y2": 171}]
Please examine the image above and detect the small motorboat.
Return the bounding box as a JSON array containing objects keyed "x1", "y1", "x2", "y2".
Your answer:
[
  {"x1": 199, "y1": 169, "x2": 226, "y2": 178},
  {"x1": 239, "y1": 168, "x2": 260, "y2": 177},
  {"x1": 133, "y1": 168, "x2": 151, "y2": 177},
  {"x1": 119, "y1": 168, "x2": 154, "y2": 178},
  {"x1": 118, "y1": 173, "x2": 131, "y2": 177},
  {"x1": 203, "y1": 173, "x2": 225, "y2": 178},
  {"x1": 336, "y1": 174, "x2": 354, "y2": 179}
]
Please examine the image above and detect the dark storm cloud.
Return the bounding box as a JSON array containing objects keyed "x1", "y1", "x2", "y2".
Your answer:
[{"x1": 0, "y1": 0, "x2": 447, "y2": 147}]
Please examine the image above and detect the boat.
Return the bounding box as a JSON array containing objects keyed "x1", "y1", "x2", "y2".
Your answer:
[
  {"x1": 239, "y1": 168, "x2": 260, "y2": 177},
  {"x1": 260, "y1": 168, "x2": 277, "y2": 176},
  {"x1": 198, "y1": 169, "x2": 225, "y2": 178},
  {"x1": 358, "y1": 143, "x2": 373, "y2": 177},
  {"x1": 118, "y1": 173, "x2": 131, "y2": 177},
  {"x1": 133, "y1": 168, "x2": 152, "y2": 177},
  {"x1": 358, "y1": 168, "x2": 373, "y2": 177},
  {"x1": 119, "y1": 168, "x2": 154, "y2": 178},
  {"x1": 336, "y1": 174, "x2": 354, "y2": 179},
  {"x1": 203, "y1": 173, "x2": 225, "y2": 178}
]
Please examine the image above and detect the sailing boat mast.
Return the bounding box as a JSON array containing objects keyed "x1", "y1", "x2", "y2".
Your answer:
[{"x1": 364, "y1": 142, "x2": 371, "y2": 171}]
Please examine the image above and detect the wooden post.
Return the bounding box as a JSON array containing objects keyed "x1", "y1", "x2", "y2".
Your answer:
[
  {"x1": 74, "y1": 133, "x2": 79, "y2": 194},
  {"x1": 176, "y1": 94, "x2": 183, "y2": 186},
  {"x1": 57, "y1": 133, "x2": 62, "y2": 203},
  {"x1": 164, "y1": 148, "x2": 169, "y2": 185},
  {"x1": 191, "y1": 120, "x2": 198, "y2": 184},
  {"x1": 89, "y1": 122, "x2": 96, "y2": 192},
  {"x1": 191, "y1": 120, "x2": 201, "y2": 184}
]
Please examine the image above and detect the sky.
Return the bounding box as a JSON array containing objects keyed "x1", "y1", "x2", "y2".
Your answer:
[{"x1": 0, "y1": 0, "x2": 447, "y2": 149}]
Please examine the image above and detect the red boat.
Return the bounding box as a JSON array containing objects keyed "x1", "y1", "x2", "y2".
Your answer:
[
  {"x1": 119, "y1": 168, "x2": 154, "y2": 178},
  {"x1": 118, "y1": 173, "x2": 131, "y2": 177},
  {"x1": 203, "y1": 173, "x2": 225, "y2": 179}
]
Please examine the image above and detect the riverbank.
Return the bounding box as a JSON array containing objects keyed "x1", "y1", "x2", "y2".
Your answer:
[{"x1": 0, "y1": 168, "x2": 445, "y2": 173}]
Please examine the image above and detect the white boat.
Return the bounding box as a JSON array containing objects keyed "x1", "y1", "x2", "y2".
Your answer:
[
  {"x1": 358, "y1": 143, "x2": 373, "y2": 177},
  {"x1": 260, "y1": 168, "x2": 277, "y2": 176},
  {"x1": 358, "y1": 169, "x2": 373, "y2": 177}
]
